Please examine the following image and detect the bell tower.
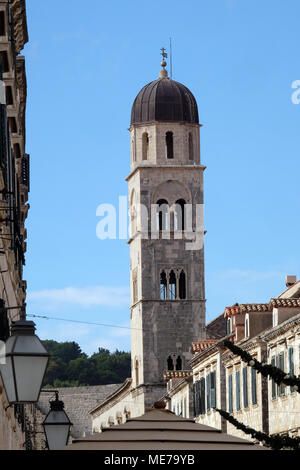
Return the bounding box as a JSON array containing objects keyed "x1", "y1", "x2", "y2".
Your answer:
[{"x1": 127, "y1": 53, "x2": 206, "y2": 409}]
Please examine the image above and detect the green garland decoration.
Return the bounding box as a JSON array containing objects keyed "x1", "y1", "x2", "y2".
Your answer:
[
  {"x1": 216, "y1": 408, "x2": 300, "y2": 450},
  {"x1": 223, "y1": 339, "x2": 300, "y2": 392}
]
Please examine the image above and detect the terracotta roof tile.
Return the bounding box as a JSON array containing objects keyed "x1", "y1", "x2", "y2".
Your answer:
[
  {"x1": 191, "y1": 340, "x2": 218, "y2": 354},
  {"x1": 163, "y1": 370, "x2": 193, "y2": 381},
  {"x1": 224, "y1": 303, "x2": 270, "y2": 317},
  {"x1": 270, "y1": 298, "x2": 300, "y2": 308}
]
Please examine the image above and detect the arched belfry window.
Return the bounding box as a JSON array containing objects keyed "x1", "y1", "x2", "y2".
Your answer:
[
  {"x1": 167, "y1": 356, "x2": 174, "y2": 371},
  {"x1": 165, "y1": 131, "x2": 174, "y2": 159},
  {"x1": 174, "y1": 199, "x2": 186, "y2": 231},
  {"x1": 169, "y1": 270, "x2": 177, "y2": 300},
  {"x1": 159, "y1": 268, "x2": 187, "y2": 300},
  {"x1": 188, "y1": 132, "x2": 193, "y2": 160},
  {"x1": 179, "y1": 270, "x2": 186, "y2": 300},
  {"x1": 176, "y1": 356, "x2": 182, "y2": 371},
  {"x1": 142, "y1": 132, "x2": 149, "y2": 160},
  {"x1": 156, "y1": 199, "x2": 169, "y2": 230},
  {"x1": 160, "y1": 271, "x2": 167, "y2": 300}
]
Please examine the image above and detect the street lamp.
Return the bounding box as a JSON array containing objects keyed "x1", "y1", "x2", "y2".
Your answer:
[
  {"x1": 0, "y1": 320, "x2": 49, "y2": 404},
  {"x1": 43, "y1": 392, "x2": 72, "y2": 450}
]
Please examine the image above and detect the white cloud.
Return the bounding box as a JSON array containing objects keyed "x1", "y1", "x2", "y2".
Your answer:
[{"x1": 27, "y1": 285, "x2": 130, "y2": 309}]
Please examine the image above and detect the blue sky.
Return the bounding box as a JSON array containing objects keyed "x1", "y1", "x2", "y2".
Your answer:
[{"x1": 23, "y1": 0, "x2": 300, "y2": 355}]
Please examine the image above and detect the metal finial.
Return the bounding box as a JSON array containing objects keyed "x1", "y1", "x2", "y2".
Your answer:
[{"x1": 159, "y1": 47, "x2": 168, "y2": 79}]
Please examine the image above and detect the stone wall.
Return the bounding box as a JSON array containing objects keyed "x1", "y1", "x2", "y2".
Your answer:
[{"x1": 37, "y1": 384, "x2": 120, "y2": 439}]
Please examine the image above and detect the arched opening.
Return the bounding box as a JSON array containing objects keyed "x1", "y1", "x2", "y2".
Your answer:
[
  {"x1": 156, "y1": 199, "x2": 169, "y2": 230},
  {"x1": 165, "y1": 131, "x2": 174, "y2": 159},
  {"x1": 176, "y1": 356, "x2": 182, "y2": 371},
  {"x1": 160, "y1": 270, "x2": 167, "y2": 300},
  {"x1": 142, "y1": 132, "x2": 149, "y2": 160},
  {"x1": 179, "y1": 270, "x2": 186, "y2": 300},
  {"x1": 167, "y1": 356, "x2": 174, "y2": 371},
  {"x1": 174, "y1": 199, "x2": 186, "y2": 231},
  {"x1": 130, "y1": 190, "x2": 137, "y2": 236},
  {"x1": 188, "y1": 133, "x2": 193, "y2": 160},
  {"x1": 135, "y1": 358, "x2": 139, "y2": 386},
  {"x1": 169, "y1": 270, "x2": 176, "y2": 300}
]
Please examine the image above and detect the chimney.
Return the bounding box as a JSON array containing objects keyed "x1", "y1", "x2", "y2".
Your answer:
[{"x1": 286, "y1": 275, "x2": 297, "y2": 288}]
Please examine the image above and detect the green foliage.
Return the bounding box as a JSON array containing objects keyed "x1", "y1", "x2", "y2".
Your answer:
[
  {"x1": 42, "y1": 340, "x2": 131, "y2": 388},
  {"x1": 216, "y1": 408, "x2": 300, "y2": 450}
]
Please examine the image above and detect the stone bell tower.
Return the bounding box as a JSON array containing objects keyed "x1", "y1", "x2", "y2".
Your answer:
[{"x1": 127, "y1": 52, "x2": 206, "y2": 409}]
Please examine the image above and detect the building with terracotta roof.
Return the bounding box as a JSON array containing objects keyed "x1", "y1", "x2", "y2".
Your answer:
[{"x1": 165, "y1": 276, "x2": 300, "y2": 444}]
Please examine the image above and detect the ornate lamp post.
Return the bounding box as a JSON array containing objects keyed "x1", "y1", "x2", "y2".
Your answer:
[
  {"x1": 43, "y1": 392, "x2": 72, "y2": 450},
  {"x1": 0, "y1": 319, "x2": 49, "y2": 404}
]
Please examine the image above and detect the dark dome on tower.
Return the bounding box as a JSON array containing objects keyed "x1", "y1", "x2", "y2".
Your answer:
[{"x1": 131, "y1": 76, "x2": 199, "y2": 125}]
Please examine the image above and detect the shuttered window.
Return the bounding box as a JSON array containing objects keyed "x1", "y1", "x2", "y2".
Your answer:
[
  {"x1": 236, "y1": 370, "x2": 241, "y2": 411},
  {"x1": 228, "y1": 374, "x2": 233, "y2": 413},
  {"x1": 278, "y1": 352, "x2": 285, "y2": 397},
  {"x1": 206, "y1": 374, "x2": 211, "y2": 412},
  {"x1": 289, "y1": 347, "x2": 294, "y2": 393},
  {"x1": 243, "y1": 367, "x2": 248, "y2": 408},
  {"x1": 200, "y1": 377, "x2": 206, "y2": 415},
  {"x1": 251, "y1": 367, "x2": 257, "y2": 405},
  {"x1": 193, "y1": 381, "x2": 200, "y2": 417},
  {"x1": 210, "y1": 371, "x2": 216, "y2": 409},
  {"x1": 271, "y1": 356, "x2": 277, "y2": 399}
]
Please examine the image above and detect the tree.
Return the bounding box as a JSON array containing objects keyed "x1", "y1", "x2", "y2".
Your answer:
[{"x1": 42, "y1": 340, "x2": 131, "y2": 387}]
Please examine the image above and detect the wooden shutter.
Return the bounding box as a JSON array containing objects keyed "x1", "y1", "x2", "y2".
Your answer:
[
  {"x1": 271, "y1": 356, "x2": 276, "y2": 399},
  {"x1": 289, "y1": 347, "x2": 294, "y2": 393},
  {"x1": 236, "y1": 370, "x2": 241, "y2": 411},
  {"x1": 210, "y1": 371, "x2": 216, "y2": 409},
  {"x1": 199, "y1": 377, "x2": 206, "y2": 415},
  {"x1": 251, "y1": 367, "x2": 257, "y2": 405},
  {"x1": 278, "y1": 352, "x2": 285, "y2": 396},
  {"x1": 206, "y1": 374, "x2": 211, "y2": 412},
  {"x1": 228, "y1": 374, "x2": 233, "y2": 413},
  {"x1": 243, "y1": 367, "x2": 248, "y2": 408}
]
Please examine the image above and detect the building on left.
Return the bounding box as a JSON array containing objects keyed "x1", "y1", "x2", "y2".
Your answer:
[{"x1": 0, "y1": 0, "x2": 34, "y2": 449}]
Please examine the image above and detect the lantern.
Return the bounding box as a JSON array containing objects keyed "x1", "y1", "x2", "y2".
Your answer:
[
  {"x1": 43, "y1": 392, "x2": 72, "y2": 450},
  {"x1": 0, "y1": 320, "x2": 49, "y2": 404}
]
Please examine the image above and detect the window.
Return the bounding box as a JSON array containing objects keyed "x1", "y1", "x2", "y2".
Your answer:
[
  {"x1": 160, "y1": 271, "x2": 167, "y2": 300},
  {"x1": 251, "y1": 367, "x2": 257, "y2": 404},
  {"x1": 0, "y1": 51, "x2": 9, "y2": 73},
  {"x1": 271, "y1": 356, "x2": 277, "y2": 399},
  {"x1": 132, "y1": 268, "x2": 138, "y2": 303},
  {"x1": 0, "y1": 11, "x2": 5, "y2": 36},
  {"x1": 175, "y1": 356, "x2": 182, "y2": 370},
  {"x1": 199, "y1": 377, "x2": 206, "y2": 415},
  {"x1": 243, "y1": 367, "x2": 248, "y2": 408},
  {"x1": 169, "y1": 270, "x2": 176, "y2": 300},
  {"x1": 167, "y1": 355, "x2": 174, "y2": 371},
  {"x1": 142, "y1": 132, "x2": 149, "y2": 160},
  {"x1": 289, "y1": 347, "x2": 294, "y2": 393},
  {"x1": 188, "y1": 133, "x2": 193, "y2": 160},
  {"x1": 193, "y1": 380, "x2": 200, "y2": 417},
  {"x1": 160, "y1": 268, "x2": 187, "y2": 300},
  {"x1": 135, "y1": 358, "x2": 139, "y2": 386},
  {"x1": 6, "y1": 86, "x2": 13, "y2": 105},
  {"x1": 228, "y1": 374, "x2": 233, "y2": 413},
  {"x1": 174, "y1": 199, "x2": 185, "y2": 231},
  {"x1": 179, "y1": 270, "x2": 186, "y2": 300},
  {"x1": 206, "y1": 374, "x2": 211, "y2": 412},
  {"x1": 166, "y1": 131, "x2": 174, "y2": 159},
  {"x1": 210, "y1": 371, "x2": 216, "y2": 409},
  {"x1": 278, "y1": 352, "x2": 285, "y2": 397},
  {"x1": 245, "y1": 314, "x2": 249, "y2": 338},
  {"x1": 156, "y1": 199, "x2": 169, "y2": 230},
  {"x1": 236, "y1": 370, "x2": 241, "y2": 411}
]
